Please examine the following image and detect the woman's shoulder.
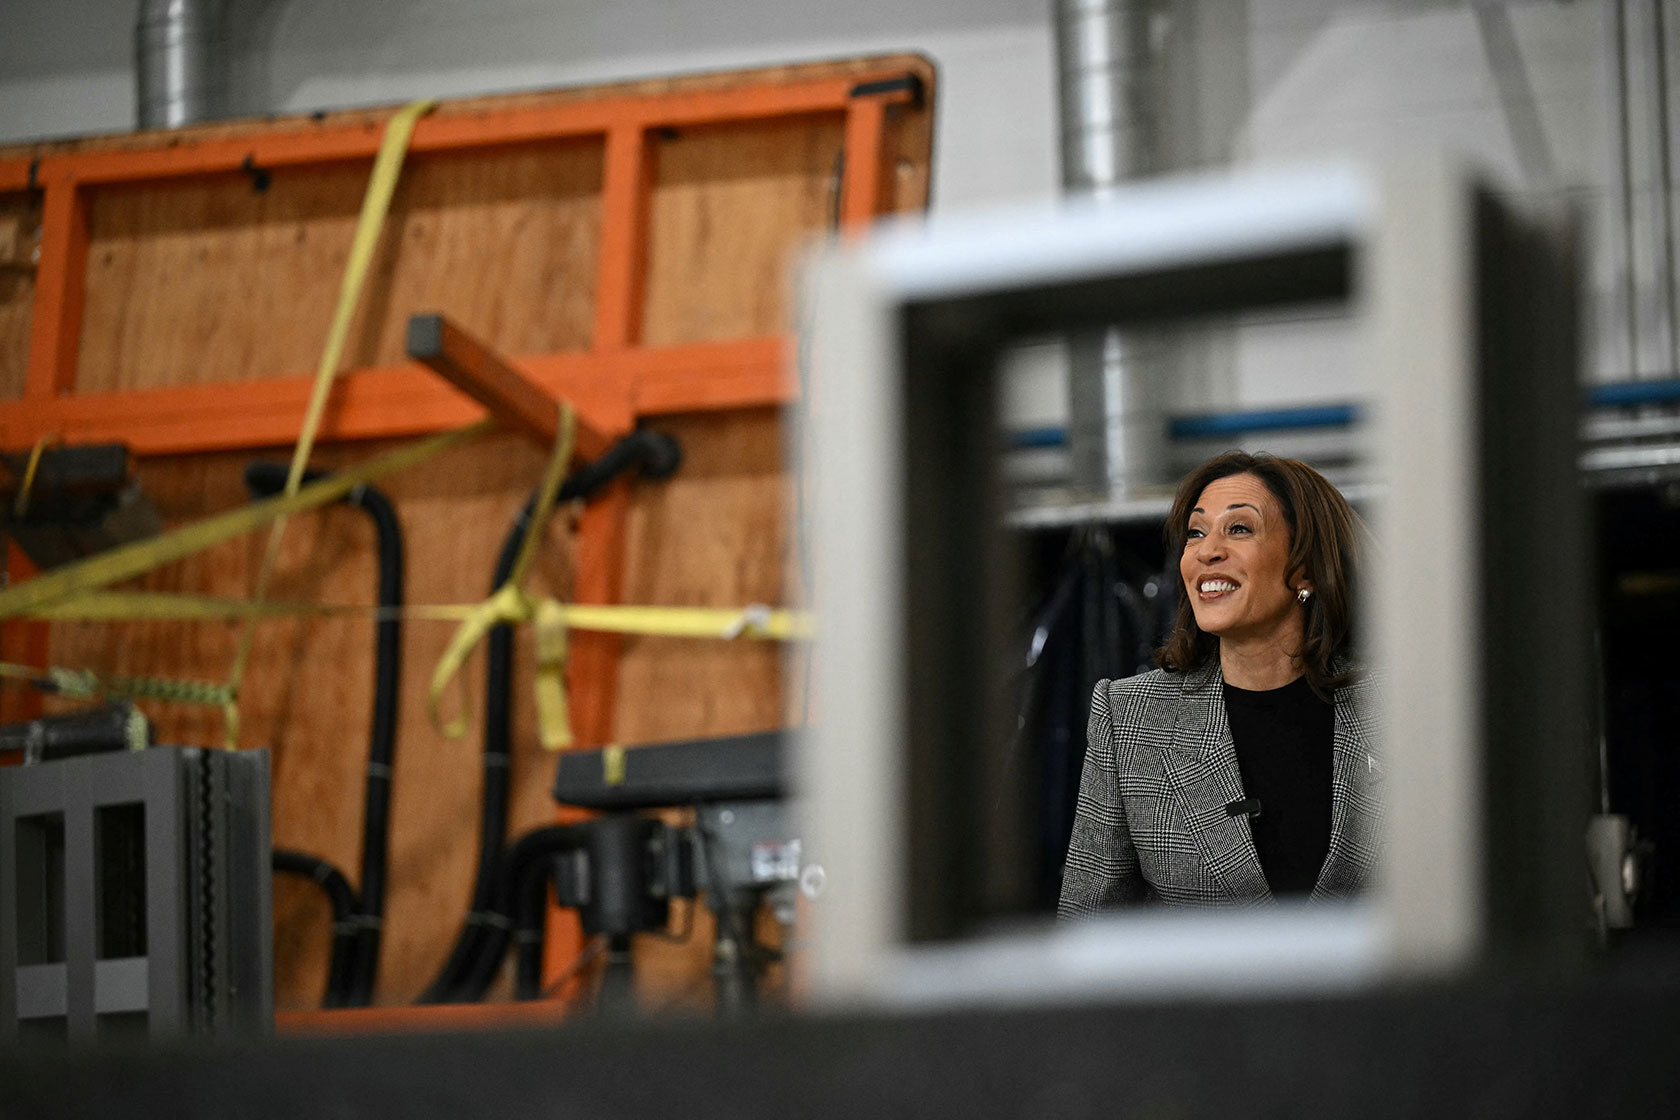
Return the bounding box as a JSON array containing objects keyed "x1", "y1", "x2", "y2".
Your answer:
[
  {"x1": 1101, "y1": 665, "x2": 1181, "y2": 695},
  {"x1": 1091, "y1": 665, "x2": 1193, "y2": 719}
]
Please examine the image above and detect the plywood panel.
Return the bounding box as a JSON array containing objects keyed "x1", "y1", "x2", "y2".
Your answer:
[
  {"x1": 0, "y1": 191, "x2": 39, "y2": 399},
  {"x1": 16, "y1": 53, "x2": 936, "y2": 1016},
  {"x1": 75, "y1": 141, "x2": 602, "y2": 392},
  {"x1": 642, "y1": 118, "x2": 846, "y2": 346},
  {"x1": 612, "y1": 409, "x2": 789, "y2": 743}
]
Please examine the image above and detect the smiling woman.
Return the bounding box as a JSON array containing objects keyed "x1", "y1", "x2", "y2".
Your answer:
[{"x1": 1058, "y1": 451, "x2": 1377, "y2": 913}]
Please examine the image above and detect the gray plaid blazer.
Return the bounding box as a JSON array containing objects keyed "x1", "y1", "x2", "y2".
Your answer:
[{"x1": 1058, "y1": 658, "x2": 1384, "y2": 914}]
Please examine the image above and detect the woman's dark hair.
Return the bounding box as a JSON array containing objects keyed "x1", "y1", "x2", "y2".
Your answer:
[{"x1": 1156, "y1": 451, "x2": 1362, "y2": 695}]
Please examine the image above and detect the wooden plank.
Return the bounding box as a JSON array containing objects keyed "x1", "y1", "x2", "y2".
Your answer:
[
  {"x1": 406, "y1": 314, "x2": 611, "y2": 459},
  {"x1": 0, "y1": 339, "x2": 783, "y2": 454}
]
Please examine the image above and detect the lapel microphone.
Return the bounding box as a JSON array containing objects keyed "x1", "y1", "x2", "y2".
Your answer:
[{"x1": 1225, "y1": 797, "x2": 1262, "y2": 819}]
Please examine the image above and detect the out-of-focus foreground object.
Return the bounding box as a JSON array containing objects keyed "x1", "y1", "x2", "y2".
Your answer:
[
  {"x1": 0, "y1": 443, "x2": 163, "y2": 571},
  {"x1": 800, "y1": 157, "x2": 1590, "y2": 1005},
  {"x1": 1, "y1": 743, "x2": 273, "y2": 1042}
]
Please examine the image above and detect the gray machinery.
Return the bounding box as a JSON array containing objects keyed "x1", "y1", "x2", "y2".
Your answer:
[
  {"x1": 1, "y1": 709, "x2": 272, "y2": 1044},
  {"x1": 550, "y1": 731, "x2": 797, "y2": 1013}
]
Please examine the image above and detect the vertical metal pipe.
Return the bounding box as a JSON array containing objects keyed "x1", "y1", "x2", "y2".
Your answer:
[
  {"x1": 1053, "y1": 0, "x2": 1169, "y2": 499},
  {"x1": 1056, "y1": 0, "x2": 1162, "y2": 196},
  {"x1": 1606, "y1": 0, "x2": 1641, "y2": 378},
  {"x1": 1651, "y1": 0, "x2": 1679, "y2": 376},
  {"x1": 135, "y1": 0, "x2": 232, "y2": 130}
]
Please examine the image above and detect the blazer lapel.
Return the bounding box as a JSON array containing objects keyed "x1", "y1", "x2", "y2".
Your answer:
[
  {"x1": 1159, "y1": 661, "x2": 1272, "y2": 904},
  {"x1": 1313, "y1": 670, "x2": 1385, "y2": 899}
]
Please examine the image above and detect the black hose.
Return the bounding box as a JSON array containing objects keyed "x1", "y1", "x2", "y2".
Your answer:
[
  {"x1": 418, "y1": 496, "x2": 529, "y2": 1004},
  {"x1": 421, "y1": 428, "x2": 682, "y2": 1004},
  {"x1": 344, "y1": 482, "x2": 401, "y2": 1006},
  {"x1": 271, "y1": 848, "x2": 360, "y2": 1009},
  {"x1": 246, "y1": 464, "x2": 404, "y2": 1008},
  {"x1": 465, "y1": 824, "x2": 585, "y2": 1002}
]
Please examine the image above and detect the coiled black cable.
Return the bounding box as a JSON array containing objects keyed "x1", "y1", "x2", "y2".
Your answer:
[
  {"x1": 422, "y1": 428, "x2": 681, "y2": 1004},
  {"x1": 271, "y1": 848, "x2": 359, "y2": 1008},
  {"x1": 247, "y1": 465, "x2": 403, "y2": 1008},
  {"x1": 418, "y1": 497, "x2": 528, "y2": 1004},
  {"x1": 471, "y1": 825, "x2": 585, "y2": 1002}
]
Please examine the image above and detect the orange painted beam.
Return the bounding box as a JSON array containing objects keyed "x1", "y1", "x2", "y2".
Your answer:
[
  {"x1": 633, "y1": 344, "x2": 796, "y2": 415},
  {"x1": 24, "y1": 175, "x2": 87, "y2": 399},
  {"x1": 593, "y1": 126, "x2": 653, "y2": 353},
  {"x1": 0, "y1": 160, "x2": 32, "y2": 192},
  {"x1": 543, "y1": 116, "x2": 654, "y2": 998},
  {"x1": 567, "y1": 486, "x2": 633, "y2": 748},
  {"x1": 406, "y1": 314, "x2": 611, "y2": 460},
  {"x1": 0, "y1": 549, "x2": 47, "y2": 725},
  {"x1": 543, "y1": 482, "x2": 633, "y2": 997},
  {"x1": 839, "y1": 97, "x2": 890, "y2": 233},
  {"x1": 14, "y1": 69, "x2": 917, "y2": 190},
  {"x1": 276, "y1": 1000, "x2": 569, "y2": 1036},
  {"x1": 0, "y1": 338, "x2": 787, "y2": 456}
]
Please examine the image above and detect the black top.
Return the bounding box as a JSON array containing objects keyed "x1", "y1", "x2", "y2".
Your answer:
[{"x1": 1221, "y1": 676, "x2": 1335, "y2": 897}]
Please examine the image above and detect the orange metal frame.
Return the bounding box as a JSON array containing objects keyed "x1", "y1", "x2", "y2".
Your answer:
[{"x1": 0, "y1": 66, "x2": 919, "y2": 1027}]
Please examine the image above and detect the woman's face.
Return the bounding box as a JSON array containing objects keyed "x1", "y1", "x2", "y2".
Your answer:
[{"x1": 1179, "y1": 472, "x2": 1306, "y2": 648}]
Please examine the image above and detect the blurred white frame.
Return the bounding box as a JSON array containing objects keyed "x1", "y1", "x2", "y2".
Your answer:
[{"x1": 797, "y1": 158, "x2": 1588, "y2": 1007}]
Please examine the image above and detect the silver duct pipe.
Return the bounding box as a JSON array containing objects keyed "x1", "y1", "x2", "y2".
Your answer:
[
  {"x1": 1649, "y1": 0, "x2": 1678, "y2": 379},
  {"x1": 1056, "y1": 0, "x2": 1162, "y2": 195},
  {"x1": 1053, "y1": 0, "x2": 1170, "y2": 499},
  {"x1": 1604, "y1": 0, "x2": 1639, "y2": 377},
  {"x1": 136, "y1": 0, "x2": 232, "y2": 130},
  {"x1": 1604, "y1": 0, "x2": 1680, "y2": 380}
]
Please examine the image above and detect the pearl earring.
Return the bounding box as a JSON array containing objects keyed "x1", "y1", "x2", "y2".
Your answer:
[{"x1": 1296, "y1": 587, "x2": 1312, "y2": 604}]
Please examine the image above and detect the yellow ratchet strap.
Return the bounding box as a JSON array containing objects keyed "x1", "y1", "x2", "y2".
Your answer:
[
  {"x1": 18, "y1": 593, "x2": 815, "y2": 638},
  {"x1": 0, "y1": 422, "x2": 489, "y2": 624},
  {"x1": 427, "y1": 402, "x2": 576, "y2": 742},
  {"x1": 228, "y1": 98, "x2": 437, "y2": 747},
  {"x1": 533, "y1": 597, "x2": 572, "y2": 750}
]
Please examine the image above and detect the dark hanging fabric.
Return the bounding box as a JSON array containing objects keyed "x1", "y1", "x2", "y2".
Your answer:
[{"x1": 1008, "y1": 527, "x2": 1164, "y2": 910}]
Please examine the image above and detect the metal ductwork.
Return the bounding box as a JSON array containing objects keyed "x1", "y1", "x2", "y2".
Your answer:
[
  {"x1": 1053, "y1": 0, "x2": 1170, "y2": 499},
  {"x1": 1604, "y1": 0, "x2": 1679, "y2": 382},
  {"x1": 136, "y1": 0, "x2": 232, "y2": 130}
]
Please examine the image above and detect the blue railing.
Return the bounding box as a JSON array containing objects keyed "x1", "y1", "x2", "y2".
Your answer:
[{"x1": 1006, "y1": 377, "x2": 1680, "y2": 450}]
